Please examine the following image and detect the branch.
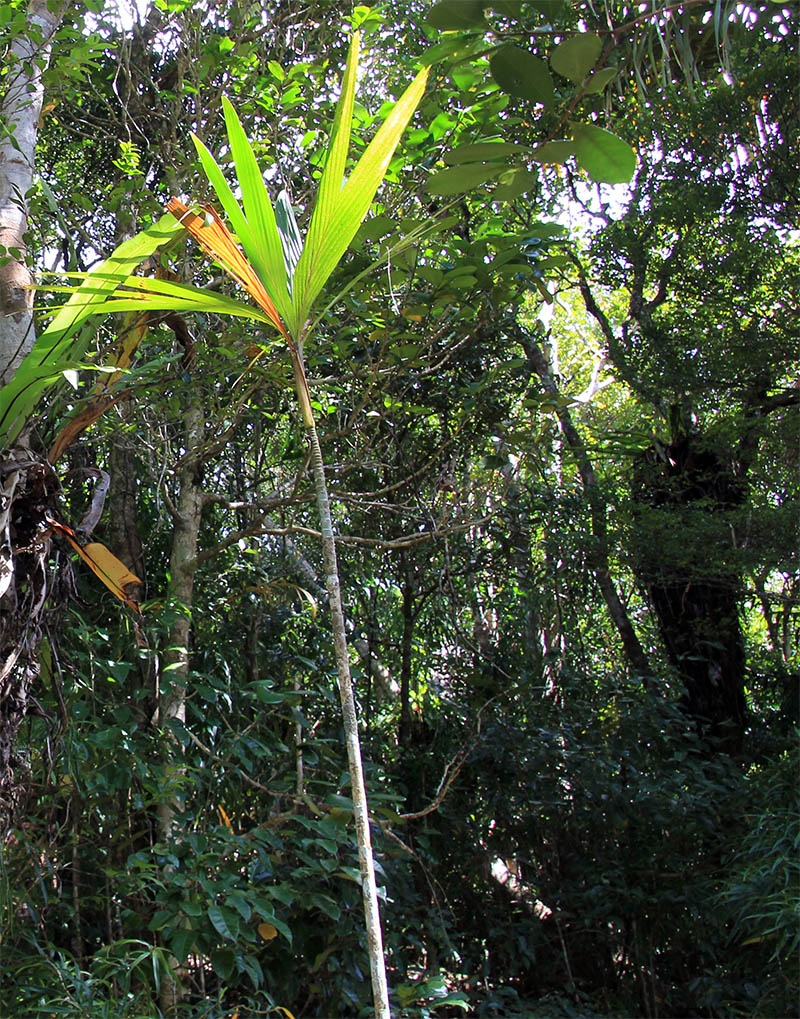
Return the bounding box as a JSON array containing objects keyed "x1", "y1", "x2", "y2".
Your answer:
[{"x1": 517, "y1": 324, "x2": 653, "y2": 684}]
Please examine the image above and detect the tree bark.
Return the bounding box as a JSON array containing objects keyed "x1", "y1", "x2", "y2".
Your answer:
[
  {"x1": 399, "y1": 558, "x2": 415, "y2": 748},
  {"x1": 156, "y1": 364, "x2": 205, "y2": 1013},
  {"x1": 0, "y1": 0, "x2": 62, "y2": 383},
  {"x1": 633, "y1": 432, "x2": 747, "y2": 751}
]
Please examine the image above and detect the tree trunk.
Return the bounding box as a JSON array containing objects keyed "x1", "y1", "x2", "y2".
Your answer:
[
  {"x1": 0, "y1": 0, "x2": 61, "y2": 382},
  {"x1": 520, "y1": 327, "x2": 653, "y2": 684},
  {"x1": 634, "y1": 431, "x2": 747, "y2": 751},
  {"x1": 399, "y1": 559, "x2": 415, "y2": 748},
  {"x1": 156, "y1": 370, "x2": 205, "y2": 1012},
  {"x1": 294, "y1": 341, "x2": 390, "y2": 1019},
  {"x1": 0, "y1": 454, "x2": 59, "y2": 827}
]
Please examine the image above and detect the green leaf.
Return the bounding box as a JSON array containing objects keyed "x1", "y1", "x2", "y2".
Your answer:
[
  {"x1": 490, "y1": 45, "x2": 555, "y2": 107},
  {"x1": 240, "y1": 953, "x2": 264, "y2": 989},
  {"x1": 492, "y1": 167, "x2": 539, "y2": 201},
  {"x1": 531, "y1": 139, "x2": 577, "y2": 164},
  {"x1": 291, "y1": 54, "x2": 428, "y2": 331},
  {"x1": 0, "y1": 214, "x2": 182, "y2": 447},
  {"x1": 252, "y1": 905, "x2": 292, "y2": 942},
  {"x1": 582, "y1": 66, "x2": 618, "y2": 94},
  {"x1": 209, "y1": 903, "x2": 240, "y2": 941},
  {"x1": 550, "y1": 34, "x2": 604, "y2": 83},
  {"x1": 275, "y1": 190, "x2": 304, "y2": 292},
  {"x1": 218, "y1": 97, "x2": 293, "y2": 325},
  {"x1": 52, "y1": 275, "x2": 272, "y2": 325},
  {"x1": 426, "y1": 0, "x2": 486, "y2": 30},
  {"x1": 168, "y1": 928, "x2": 196, "y2": 964},
  {"x1": 226, "y1": 891, "x2": 252, "y2": 921},
  {"x1": 421, "y1": 36, "x2": 488, "y2": 67},
  {"x1": 434, "y1": 991, "x2": 471, "y2": 1011},
  {"x1": 571, "y1": 122, "x2": 637, "y2": 183},
  {"x1": 292, "y1": 31, "x2": 359, "y2": 323},
  {"x1": 444, "y1": 141, "x2": 529, "y2": 165},
  {"x1": 211, "y1": 948, "x2": 235, "y2": 980},
  {"x1": 250, "y1": 682, "x2": 289, "y2": 704},
  {"x1": 427, "y1": 162, "x2": 505, "y2": 196}
]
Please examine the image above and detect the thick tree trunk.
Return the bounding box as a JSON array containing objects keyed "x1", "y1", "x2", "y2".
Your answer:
[
  {"x1": 634, "y1": 432, "x2": 747, "y2": 751},
  {"x1": 0, "y1": 0, "x2": 63, "y2": 826},
  {"x1": 0, "y1": 0, "x2": 61, "y2": 382}
]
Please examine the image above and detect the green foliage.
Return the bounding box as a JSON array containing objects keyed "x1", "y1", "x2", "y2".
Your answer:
[{"x1": 0, "y1": 4, "x2": 797, "y2": 1019}]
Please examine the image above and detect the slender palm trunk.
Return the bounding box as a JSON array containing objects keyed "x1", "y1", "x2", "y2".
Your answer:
[{"x1": 292, "y1": 351, "x2": 390, "y2": 1019}]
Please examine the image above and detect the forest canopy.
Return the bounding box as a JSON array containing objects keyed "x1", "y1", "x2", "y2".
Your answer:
[{"x1": 0, "y1": 1, "x2": 797, "y2": 1017}]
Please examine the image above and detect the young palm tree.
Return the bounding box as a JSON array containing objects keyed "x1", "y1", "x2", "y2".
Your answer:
[{"x1": 40, "y1": 33, "x2": 427, "y2": 1017}]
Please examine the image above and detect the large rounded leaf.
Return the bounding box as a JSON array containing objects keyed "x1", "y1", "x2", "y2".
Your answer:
[
  {"x1": 445, "y1": 142, "x2": 529, "y2": 165},
  {"x1": 427, "y1": 0, "x2": 485, "y2": 30},
  {"x1": 571, "y1": 123, "x2": 636, "y2": 183},
  {"x1": 531, "y1": 140, "x2": 576, "y2": 164},
  {"x1": 490, "y1": 45, "x2": 555, "y2": 107},
  {"x1": 492, "y1": 167, "x2": 539, "y2": 201},
  {"x1": 550, "y1": 34, "x2": 603, "y2": 83},
  {"x1": 582, "y1": 66, "x2": 618, "y2": 94},
  {"x1": 427, "y1": 162, "x2": 505, "y2": 195}
]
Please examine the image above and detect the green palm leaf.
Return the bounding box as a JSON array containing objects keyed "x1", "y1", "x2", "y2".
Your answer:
[
  {"x1": 218, "y1": 97, "x2": 293, "y2": 325},
  {"x1": 0, "y1": 214, "x2": 183, "y2": 446},
  {"x1": 292, "y1": 60, "x2": 429, "y2": 328}
]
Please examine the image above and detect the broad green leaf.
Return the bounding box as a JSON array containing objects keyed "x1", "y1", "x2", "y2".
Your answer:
[
  {"x1": 219, "y1": 97, "x2": 293, "y2": 325},
  {"x1": 211, "y1": 948, "x2": 235, "y2": 980},
  {"x1": 490, "y1": 45, "x2": 555, "y2": 107},
  {"x1": 168, "y1": 929, "x2": 196, "y2": 965},
  {"x1": 525, "y1": 221, "x2": 568, "y2": 239},
  {"x1": 191, "y1": 136, "x2": 256, "y2": 259},
  {"x1": 528, "y1": 0, "x2": 565, "y2": 12},
  {"x1": 299, "y1": 33, "x2": 358, "y2": 294},
  {"x1": 571, "y1": 122, "x2": 637, "y2": 183},
  {"x1": 582, "y1": 66, "x2": 618, "y2": 94},
  {"x1": 250, "y1": 682, "x2": 289, "y2": 704},
  {"x1": 291, "y1": 62, "x2": 429, "y2": 331},
  {"x1": 426, "y1": 0, "x2": 485, "y2": 30},
  {"x1": 492, "y1": 167, "x2": 539, "y2": 201},
  {"x1": 427, "y1": 162, "x2": 504, "y2": 196},
  {"x1": 531, "y1": 139, "x2": 577, "y2": 164},
  {"x1": 491, "y1": 1, "x2": 525, "y2": 14},
  {"x1": 436, "y1": 992, "x2": 471, "y2": 1011},
  {"x1": 208, "y1": 903, "x2": 239, "y2": 941},
  {"x1": 0, "y1": 214, "x2": 182, "y2": 446},
  {"x1": 253, "y1": 907, "x2": 292, "y2": 942},
  {"x1": 444, "y1": 141, "x2": 529, "y2": 165},
  {"x1": 550, "y1": 33, "x2": 604, "y2": 83},
  {"x1": 240, "y1": 954, "x2": 264, "y2": 989},
  {"x1": 421, "y1": 36, "x2": 488, "y2": 67},
  {"x1": 226, "y1": 891, "x2": 252, "y2": 921}
]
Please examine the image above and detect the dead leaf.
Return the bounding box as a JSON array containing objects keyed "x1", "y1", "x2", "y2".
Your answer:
[
  {"x1": 47, "y1": 517, "x2": 141, "y2": 612},
  {"x1": 167, "y1": 199, "x2": 289, "y2": 340}
]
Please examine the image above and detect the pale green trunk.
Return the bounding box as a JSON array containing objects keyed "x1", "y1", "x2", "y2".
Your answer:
[{"x1": 296, "y1": 345, "x2": 390, "y2": 1019}]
